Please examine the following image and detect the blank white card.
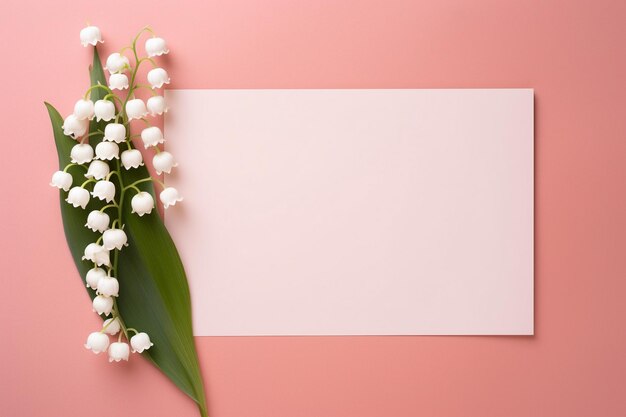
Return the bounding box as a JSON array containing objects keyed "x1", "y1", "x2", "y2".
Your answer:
[{"x1": 164, "y1": 89, "x2": 534, "y2": 336}]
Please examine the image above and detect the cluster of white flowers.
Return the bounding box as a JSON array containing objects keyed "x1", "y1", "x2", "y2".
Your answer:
[{"x1": 51, "y1": 25, "x2": 183, "y2": 362}]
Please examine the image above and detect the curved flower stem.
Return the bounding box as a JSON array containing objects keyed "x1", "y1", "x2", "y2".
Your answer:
[
  {"x1": 99, "y1": 203, "x2": 119, "y2": 212},
  {"x1": 63, "y1": 163, "x2": 88, "y2": 173},
  {"x1": 80, "y1": 178, "x2": 96, "y2": 188},
  {"x1": 119, "y1": 45, "x2": 134, "y2": 55},
  {"x1": 106, "y1": 171, "x2": 120, "y2": 181},
  {"x1": 133, "y1": 83, "x2": 156, "y2": 93},
  {"x1": 124, "y1": 176, "x2": 164, "y2": 190},
  {"x1": 125, "y1": 185, "x2": 142, "y2": 194},
  {"x1": 138, "y1": 57, "x2": 158, "y2": 67},
  {"x1": 79, "y1": 130, "x2": 105, "y2": 144},
  {"x1": 133, "y1": 26, "x2": 155, "y2": 45},
  {"x1": 84, "y1": 83, "x2": 111, "y2": 99},
  {"x1": 103, "y1": 93, "x2": 124, "y2": 107}
]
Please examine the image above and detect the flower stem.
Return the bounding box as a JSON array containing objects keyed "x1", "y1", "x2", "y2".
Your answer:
[
  {"x1": 63, "y1": 163, "x2": 87, "y2": 173},
  {"x1": 84, "y1": 83, "x2": 111, "y2": 99},
  {"x1": 124, "y1": 176, "x2": 163, "y2": 190},
  {"x1": 99, "y1": 203, "x2": 119, "y2": 212}
]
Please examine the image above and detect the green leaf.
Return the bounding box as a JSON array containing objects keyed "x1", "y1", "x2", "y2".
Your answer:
[{"x1": 46, "y1": 46, "x2": 208, "y2": 417}]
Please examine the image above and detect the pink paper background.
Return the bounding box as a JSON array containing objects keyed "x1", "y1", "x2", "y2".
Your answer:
[{"x1": 1, "y1": 0, "x2": 625, "y2": 416}]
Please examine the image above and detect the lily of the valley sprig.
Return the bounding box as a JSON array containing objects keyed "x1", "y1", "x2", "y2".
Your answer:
[{"x1": 50, "y1": 25, "x2": 182, "y2": 363}]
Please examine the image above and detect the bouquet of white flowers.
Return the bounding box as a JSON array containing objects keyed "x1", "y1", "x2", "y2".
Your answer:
[{"x1": 47, "y1": 25, "x2": 208, "y2": 417}]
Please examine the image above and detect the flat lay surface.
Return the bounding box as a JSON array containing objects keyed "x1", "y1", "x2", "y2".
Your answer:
[{"x1": 1, "y1": 0, "x2": 625, "y2": 416}]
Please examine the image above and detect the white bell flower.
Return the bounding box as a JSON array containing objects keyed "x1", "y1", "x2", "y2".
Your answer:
[
  {"x1": 66, "y1": 187, "x2": 90, "y2": 209},
  {"x1": 121, "y1": 149, "x2": 144, "y2": 170},
  {"x1": 102, "y1": 317, "x2": 121, "y2": 335},
  {"x1": 85, "y1": 160, "x2": 110, "y2": 180},
  {"x1": 91, "y1": 180, "x2": 116, "y2": 203},
  {"x1": 95, "y1": 141, "x2": 119, "y2": 160},
  {"x1": 130, "y1": 332, "x2": 154, "y2": 353},
  {"x1": 83, "y1": 243, "x2": 110, "y2": 266},
  {"x1": 103, "y1": 123, "x2": 126, "y2": 143},
  {"x1": 160, "y1": 187, "x2": 183, "y2": 209},
  {"x1": 70, "y1": 143, "x2": 94, "y2": 164},
  {"x1": 108, "y1": 342, "x2": 130, "y2": 362},
  {"x1": 92, "y1": 295, "x2": 114, "y2": 316},
  {"x1": 50, "y1": 171, "x2": 73, "y2": 192},
  {"x1": 109, "y1": 73, "x2": 129, "y2": 90},
  {"x1": 102, "y1": 228, "x2": 128, "y2": 251},
  {"x1": 125, "y1": 99, "x2": 148, "y2": 120},
  {"x1": 80, "y1": 26, "x2": 103, "y2": 47},
  {"x1": 62, "y1": 114, "x2": 89, "y2": 139},
  {"x1": 152, "y1": 151, "x2": 177, "y2": 174},
  {"x1": 94, "y1": 100, "x2": 116, "y2": 122},
  {"x1": 73, "y1": 99, "x2": 95, "y2": 120},
  {"x1": 147, "y1": 68, "x2": 170, "y2": 89},
  {"x1": 141, "y1": 126, "x2": 165, "y2": 148},
  {"x1": 147, "y1": 96, "x2": 168, "y2": 116},
  {"x1": 84, "y1": 332, "x2": 109, "y2": 354},
  {"x1": 85, "y1": 210, "x2": 110, "y2": 233},
  {"x1": 97, "y1": 276, "x2": 119, "y2": 297},
  {"x1": 104, "y1": 52, "x2": 129, "y2": 74},
  {"x1": 145, "y1": 37, "x2": 169, "y2": 57},
  {"x1": 86, "y1": 267, "x2": 106, "y2": 290},
  {"x1": 131, "y1": 191, "x2": 154, "y2": 216}
]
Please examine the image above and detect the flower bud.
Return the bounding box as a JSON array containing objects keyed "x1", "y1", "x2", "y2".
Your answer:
[
  {"x1": 82, "y1": 243, "x2": 110, "y2": 266},
  {"x1": 92, "y1": 295, "x2": 114, "y2": 316},
  {"x1": 125, "y1": 99, "x2": 148, "y2": 120},
  {"x1": 94, "y1": 100, "x2": 116, "y2": 122},
  {"x1": 50, "y1": 171, "x2": 73, "y2": 192},
  {"x1": 130, "y1": 332, "x2": 154, "y2": 353},
  {"x1": 70, "y1": 143, "x2": 94, "y2": 164},
  {"x1": 62, "y1": 114, "x2": 89, "y2": 139},
  {"x1": 131, "y1": 191, "x2": 154, "y2": 216},
  {"x1": 141, "y1": 126, "x2": 165, "y2": 149},
  {"x1": 91, "y1": 180, "x2": 116, "y2": 203},
  {"x1": 102, "y1": 228, "x2": 128, "y2": 251},
  {"x1": 121, "y1": 149, "x2": 144, "y2": 170},
  {"x1": 109, "y1": 73, "x2": 129, "y2": 90},
  {"x1": 160, "y1": 187, "x2": 183, "y2": 209},
  {"x1": 84, "y1": 332, "x2": 109, "y2": 353},
  {"x1": 97, "y1": 276, "x2": 119, "y2": 297},
  {"x1": 86, "y1": 267, "x2": 106, "y2": 290},
  {"x1": 102, "y1": 318, "x2": 121, "y2": 335},
  {"x1": 103, "y1": 123, "x2": 126, "y2": 143},
  {"x1": 73, "y1": 99, "x2": 95, "y2": 120},
  {"x1": 85, "y1": 160, "x2": 110, "y2": 180},
  {"x1": 85, "y1": 210, "x2": 110, "y2": 233},
  {"x1": 147, "y1": 96, "x2": 168, "y2": 116},
  {"x1": 152, "y1": 151, "x2": 177, "y2": 174},
  {"x1": 104, "y1": 52, "x2": 129, "y2": 74},
  {"x1": 95, "y1": 141, "x2": 119, "y2": 160},
  {"x1": 147, "y1": 68, "x2": 170, "y2": 89},
  {"x1": 66, "y1": 187, "x2": 90, "y2": 209},
  {"x1": 108, "y1": 342, "x2": 130, "y2": 362},
  {"x1": 80, "y1": 26, "x2": 103, "y2": 47},
  {"x1": 145, "y1": 37, "x2": 169, "y2": 57}
]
